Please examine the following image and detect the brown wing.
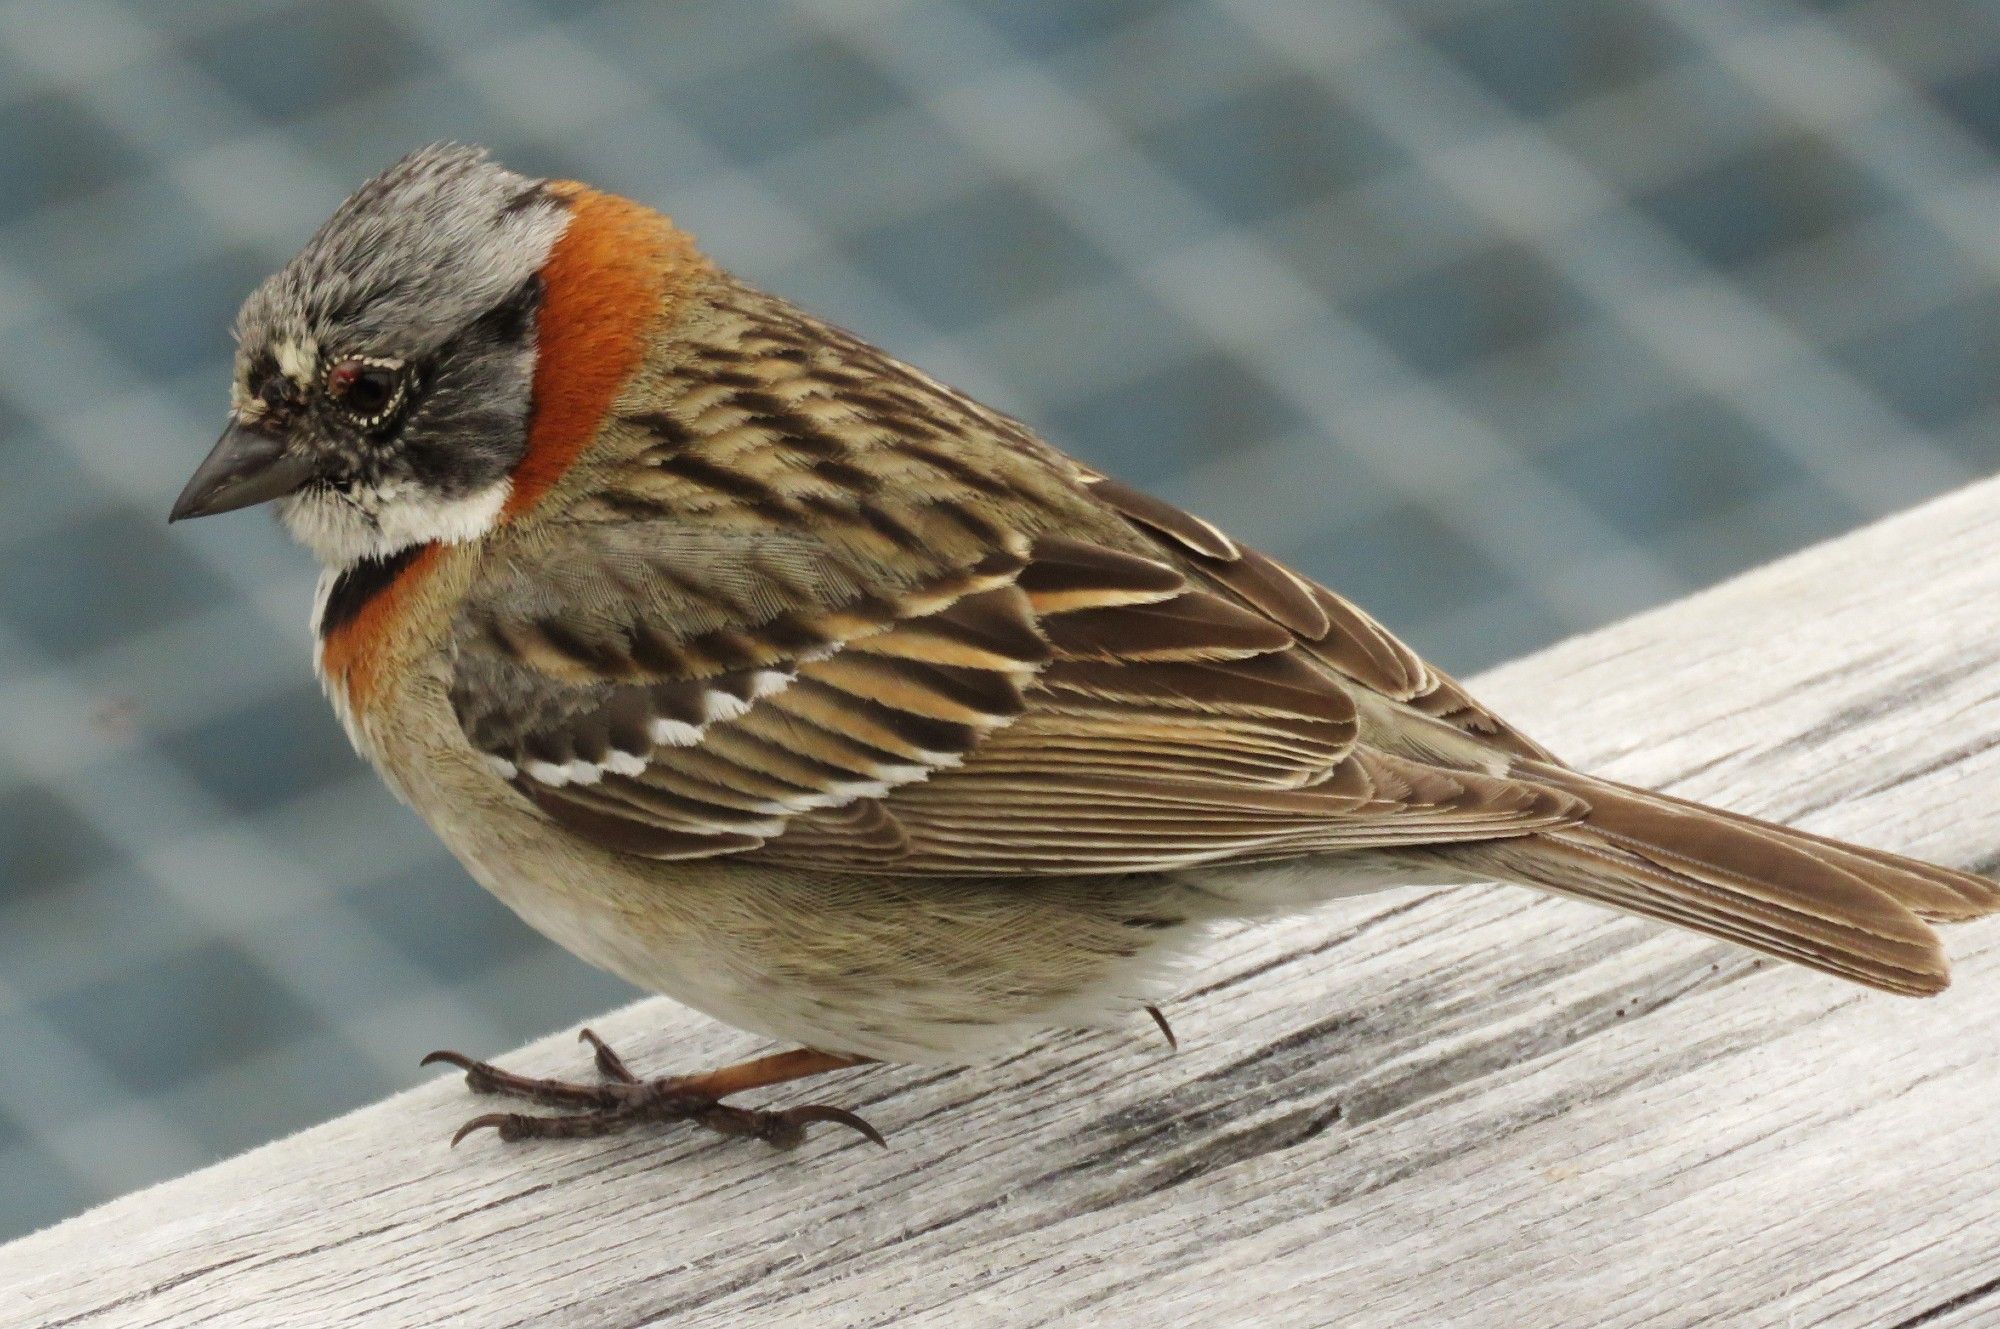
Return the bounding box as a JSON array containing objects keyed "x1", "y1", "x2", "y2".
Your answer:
[
  {"x1": 451, "y1": 521, "x2": 1582, "y2": 872},
  {"x1": 1079, "y1": 476, "x2": 1556, "y2": 762},
  {"x1": 448, "y1": 274, "x2": 1582, "y2": 870},
  {"x1": 764, "y1": 532, "x2": 1581, "y2": 873},
  {"x1": 448, "y1": 513, "x2": 1043, "y2": 860}
]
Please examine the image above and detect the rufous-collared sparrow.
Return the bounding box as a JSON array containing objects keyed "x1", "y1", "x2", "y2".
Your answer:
[{"x1": 171, "y1": 145, "x2": 1999, "y2": 1150}]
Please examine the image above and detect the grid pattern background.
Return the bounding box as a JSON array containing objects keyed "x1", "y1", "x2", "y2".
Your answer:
[{"x1": 2, "y1": 0, "x2": 1998, "y2": 1242}]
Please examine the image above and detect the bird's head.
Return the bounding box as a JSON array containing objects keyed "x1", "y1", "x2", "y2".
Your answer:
[{"x1": 171, "y1": 143, "x2": 699, "y2": 566}]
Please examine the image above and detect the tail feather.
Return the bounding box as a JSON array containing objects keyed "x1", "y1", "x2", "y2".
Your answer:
[
  {"x1": 1561, "y1": 771, "x2": 2000, "y2": 924},
  {"x1": 1441, "y1": 763, "x2": 2000, "y2": 997}
]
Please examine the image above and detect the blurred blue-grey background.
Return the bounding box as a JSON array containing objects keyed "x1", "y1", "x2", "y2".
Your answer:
[{"x1": 2, "y1": 0, "x2": 1997, "y2": 1241}]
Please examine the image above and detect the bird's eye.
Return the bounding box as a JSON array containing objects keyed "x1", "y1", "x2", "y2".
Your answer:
[{"x1": 325, "y1": 358, "x2": 405, "y2": 430}]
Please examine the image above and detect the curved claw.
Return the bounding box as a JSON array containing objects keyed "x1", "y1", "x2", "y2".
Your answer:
[
  {"x1": 576, "y1": 1028, "x2": 639, "y2": 1083},
  {"x1": 450, "y1": 1113, "x2": 519, "y2": 1148},
  {"x1": 780, "y1": 1103, "x2": 889, "y2": 1149},
  {"x1": 420, "y1": 1048, "x2": 506, "y2": 1094}
]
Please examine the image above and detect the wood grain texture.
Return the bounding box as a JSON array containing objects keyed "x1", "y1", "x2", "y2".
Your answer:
[{"x1": 12, "y1": 479, "x2": 2000, "y2": 1329}]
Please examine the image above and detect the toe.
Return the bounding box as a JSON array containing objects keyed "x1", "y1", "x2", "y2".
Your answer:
[
  {"x1": 777, "y1": 1104, "x2": 889, "y2": 1149},
  {"x1": 421, "y1": 1050, "x2": 503, "y2": 1094},
  {"x1": 449, "y1": 1112, "x2": 524, "y2": 1147},
  {"x1": 576, "y1": 1028, "x2": 639, "y2": 1084}
]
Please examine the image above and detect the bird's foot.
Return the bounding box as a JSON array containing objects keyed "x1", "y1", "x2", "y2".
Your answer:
[{"x1": 421, "y1": 1030, "x2": 883, "y2": 1151}]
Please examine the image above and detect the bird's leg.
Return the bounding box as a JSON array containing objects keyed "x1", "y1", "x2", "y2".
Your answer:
[
  {"x1": 421, "y1": 1031, "x2": 883, "y2": 1151},
  {"x1": 1145, "y1": 1004, "x2": 1178, "y2": 1050}
]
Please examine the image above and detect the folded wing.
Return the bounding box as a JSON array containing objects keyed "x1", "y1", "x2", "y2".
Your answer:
[{"x1": 449, "y1": 515, "x2": 1582, "y2": 871}]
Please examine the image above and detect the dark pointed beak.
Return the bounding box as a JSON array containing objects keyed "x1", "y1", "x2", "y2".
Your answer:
[{"x1": 169, "y1": 421, "x2": 318, "y2": 522}]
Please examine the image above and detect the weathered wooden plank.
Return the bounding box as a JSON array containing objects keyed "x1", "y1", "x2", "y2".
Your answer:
[{"x1": 10, "y1": 477, "x2": 2000, "y2": 1329}]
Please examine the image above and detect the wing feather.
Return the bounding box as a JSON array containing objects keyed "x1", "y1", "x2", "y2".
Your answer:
[
  {"x1": 448, "y1": 279, "x2": 1582, "y2": 873},
  {"x1": 451, "y1": 512, "x2": 1583, "y2": 872}
]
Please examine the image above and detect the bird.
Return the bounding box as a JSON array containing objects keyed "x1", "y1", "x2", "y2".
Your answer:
[{"x1": 171, "y1": 144, "x2": 2000, "y2": 1151}]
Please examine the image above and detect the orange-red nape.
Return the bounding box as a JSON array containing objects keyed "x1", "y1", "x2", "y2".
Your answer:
[
  {"x1": 321, "y1": 184, "x2": 706, "y2": 716},
  {"x1": 504, "y1": 180, "x2": 708, "y2": 517}
]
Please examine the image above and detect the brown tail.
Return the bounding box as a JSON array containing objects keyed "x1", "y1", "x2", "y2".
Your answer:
[{"x1": 1443, "y1": 761, "x2": 2000, "y2": 996}]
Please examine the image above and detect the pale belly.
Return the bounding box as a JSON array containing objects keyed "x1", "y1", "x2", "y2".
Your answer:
[
  {"x1": 355, "y1": 659, "x2": 1422, "y2": 1065},
  {"x1": 442, "y1": 813, "x2": 1223, "y2": 1064}
]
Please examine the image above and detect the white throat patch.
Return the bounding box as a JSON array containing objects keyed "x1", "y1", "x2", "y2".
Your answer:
[{"x1": 281, "y1": 476, "x2": 511, "y2": 567}]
